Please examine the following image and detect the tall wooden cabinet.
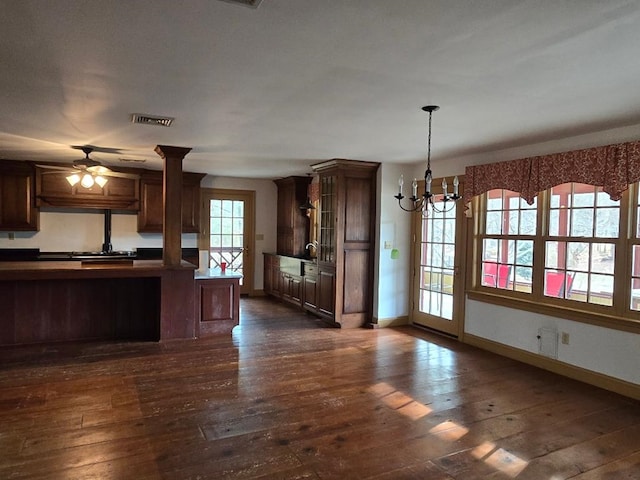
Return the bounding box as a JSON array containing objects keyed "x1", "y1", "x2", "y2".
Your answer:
[
  {"x1": 274, "y1": 176, "x2": 312, "y2": 257},
  {"x1": 311, "y1": 159, "x2": 379, "y2": 328}
]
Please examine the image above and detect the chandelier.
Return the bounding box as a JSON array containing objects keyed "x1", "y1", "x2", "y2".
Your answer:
[{"x1": 394, "y1": 105, "x2": 460, "y2": 215}]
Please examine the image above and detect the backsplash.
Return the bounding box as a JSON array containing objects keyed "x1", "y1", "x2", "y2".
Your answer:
[{"x1": 0, "y1": 211, "x2": 197, "y2": 252}]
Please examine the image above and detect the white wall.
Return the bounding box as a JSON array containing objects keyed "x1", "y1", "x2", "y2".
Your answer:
[
  {"x1": 465, "y1": 299, "x2": 640, "y2": 385},
  {"x1": 374, "y1": 163, "x2": 413, "y2": 323},
  {"x1": 201, "y1": 176, "x2": 277, "y2": 292},
  {"x1": 0, "y1": 209, "x2": 197, "y2": 252}
]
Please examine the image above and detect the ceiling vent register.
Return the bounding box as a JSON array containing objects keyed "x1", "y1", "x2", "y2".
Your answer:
[{"x1": 130, "y1": 113, "x2": 175, "y2": 127}]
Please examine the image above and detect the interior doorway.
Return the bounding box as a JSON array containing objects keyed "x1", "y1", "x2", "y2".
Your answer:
[{"x1": 201, "y1": 188, "x2": 255, "y2": 296}]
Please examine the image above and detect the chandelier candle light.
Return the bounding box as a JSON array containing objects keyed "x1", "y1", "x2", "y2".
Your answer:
[{"x1": 395, "y1": 105, "x2": 460, "y2": 215}]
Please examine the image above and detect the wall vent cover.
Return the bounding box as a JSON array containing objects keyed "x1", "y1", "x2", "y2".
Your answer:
[
  {"x1": 217, "y1": 0, "x2": 264, "y2": 8},
  {"x1": 537, "y1": 327, "x2": 558, "y2": 359},
  {"x1": 130, "y1": 113, "x2": 174, "y2": 127}
]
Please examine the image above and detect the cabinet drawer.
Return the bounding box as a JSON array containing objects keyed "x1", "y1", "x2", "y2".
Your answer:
[{"x1": 303, "y1": 262, "x2": 318, "y2": 277}]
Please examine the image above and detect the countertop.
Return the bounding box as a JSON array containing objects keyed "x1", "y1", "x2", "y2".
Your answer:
[
  {"x1": 0, "y1": 259, "x2": 196, "y2": 281},
  {"x1": 194, "y1": 268, "x2": 243, "y2": 280}
]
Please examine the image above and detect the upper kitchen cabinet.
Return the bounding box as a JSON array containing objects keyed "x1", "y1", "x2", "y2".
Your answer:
[
  {"x1": 311, "y1": 159, "x2": 379, "y2": 328},
  {"x1": 0, "y1": 160, "x2": 38, "y2": 231},
  {"x1": 35, "y1": 166, "x2": 139, "y2": 210},
  {"x1": 274, "y1": 176, "x2": 312, "y2": 257},
  {"x1": 137, "y1": 170, "x2": 206, "y2": 233}
]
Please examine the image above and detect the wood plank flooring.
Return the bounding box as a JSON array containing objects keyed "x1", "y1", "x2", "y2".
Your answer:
[{"x1": 1, "y1": 296, "x2": 639, "y2": 479}]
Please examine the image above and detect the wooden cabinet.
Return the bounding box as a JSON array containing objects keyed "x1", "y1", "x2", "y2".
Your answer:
[
  {"x1": 316, "y1": 264, "x2": 336, "y2": 318},
  {"x1": 195, "y1": 275, "x2": 240, "y2": 336},
  {"x1": 0, "y1": 160, "x2": 38, "y2": 231},
  {"x1": 302, "y1": 261, "x2": 318, "y2": 311},
  {"x1": 35, "y1": 166, "x2": 139, "y2": 210},
  {"x1": 137, "y1": 171, "x2": 205, "y2": 233},
  {"x1": 274, "y1": 176, "x2": 312, "y2": 257},
  {"x1": 311, "y1": 159, "x2": 379, "y2": 328}
]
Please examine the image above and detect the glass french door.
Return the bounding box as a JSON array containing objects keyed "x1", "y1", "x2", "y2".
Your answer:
[
  {"x1": 202, "y1": 189, "x2": 255, "y2": 296},
  {"x1": 411, "y1": 186, "x2": 466, "y2": 337}
]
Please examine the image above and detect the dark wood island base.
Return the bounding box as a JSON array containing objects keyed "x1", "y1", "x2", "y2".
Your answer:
[{"x1": 0, "y1": 260, "x2": 197, "y2": 346}]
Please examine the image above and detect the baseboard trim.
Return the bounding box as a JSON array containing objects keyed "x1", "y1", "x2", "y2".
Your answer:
[
  {"x1": 376, "y1": 316, "x2": 410, "y2": 328},
  {"x1": 464, "y1": 333, "x2": 640, "y2": 401}
]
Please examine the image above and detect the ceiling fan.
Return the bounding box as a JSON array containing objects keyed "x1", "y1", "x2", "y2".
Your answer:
[{"x1": 38, "y1": 146, "x2": 138, "y2": 188}]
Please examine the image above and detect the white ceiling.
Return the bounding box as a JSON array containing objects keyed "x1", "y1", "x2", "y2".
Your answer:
[{"x1": 1, "y1": 0, "x2": 640, "y2": 178}]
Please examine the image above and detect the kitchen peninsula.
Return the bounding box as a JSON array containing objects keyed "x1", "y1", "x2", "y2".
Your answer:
[
  {"x1": 0, "y1": 145, "x2": 222, "y2": 346},
  {"x1": 0, "y1": 259, "x2": 196, "y2": 345}
]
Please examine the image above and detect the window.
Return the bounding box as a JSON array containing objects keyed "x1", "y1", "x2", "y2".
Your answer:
[
  {"x1": 474, "y1": 182, "x2": 640, "y2": 330},
  {"x1": 480, "y1": 189, "x2": 536, "y2": 294}
]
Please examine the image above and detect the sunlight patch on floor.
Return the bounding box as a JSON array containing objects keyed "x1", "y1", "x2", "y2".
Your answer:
[
  {"x1": 428, "y1": 420, "x2": 469, "y2": 442},
  {"x1": 472, "y1": 441, "x2": 529, "y2": 477},
  {"x1": 367, "y1": 382, "x2": 432, "y2": 420}
]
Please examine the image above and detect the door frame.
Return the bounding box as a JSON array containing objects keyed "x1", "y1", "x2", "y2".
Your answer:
[
  {"x1": 199, "y1": 188, "x2": 256, "y2": 296},
  {"x1": 409, "y1": 177, "x2": 467, "y2": 338}
]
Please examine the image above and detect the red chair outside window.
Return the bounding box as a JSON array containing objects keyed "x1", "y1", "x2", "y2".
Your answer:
[
  {"x1": 482, "y1": 262, "x2": 511, "y2": 289},
  {"x1": 544, "y1": 271, "x2": 575, "y2": 298}
]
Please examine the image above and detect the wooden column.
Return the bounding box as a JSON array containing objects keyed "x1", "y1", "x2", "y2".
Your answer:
[{"x1": 154, "y1": 145, "x2": 192, "y2": 267}]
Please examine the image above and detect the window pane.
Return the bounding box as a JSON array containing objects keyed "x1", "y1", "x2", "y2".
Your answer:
[
  {"x1": 594, "y1": 208, "x2": 619, "y2": 238},
  {"x1": 516, "y1": 240, "x2": 533, "y2": 266},
  {"x1": 487, "y1": 190, "x2": 503, "y2": 210},
  {"x1": 549, "y1": 210, "x2": 560, "y2": 236},
  {"x1": 515, "y1": 266, "x2": 533, "y2": 292},
  {"x1": 632, "y1": 245, "x2": 640, "y2": 277},
  {"x1": 211, "y1": 200, "x2": 221, "y2": 217},
  {"x1": 210, "y1": 218, "x2": 221, "y2": 235},
  {"x1": 590, "y1": 243, "x2": 615, "y2": 273},
  {"x1": 505, "y1": 240, "x2": 515, "y2": 264},
  {"x1": 573, "y1": 191, "x2": 595, "y2": 208},
  {"x1": 589, "y1": 274, "x2": 613, "y2": 306},
  {"x1": 508, "y1": 211, "x2": 519, "y2": 234},
  {"x1": 570, "y1": 209, "x2": 594, "y2": 237},
  {"x1": 520, "y1": 210, "x2": 537, "y2": 235},
  {"x1": 483, "y1": 239, "x2": 498, "y2": 262},
  {"x1": 486, "y1": 212, "x2": 502, "y2": 235},
  {"x1": 596, "y1": 191, "x2": 618, "y2": 207},
  {"x1": 567, "y1": 242, "x2": 589, "y2": 271},
  {"x1": 545, "y1": 241, "x2": 564, "y2": 269}
]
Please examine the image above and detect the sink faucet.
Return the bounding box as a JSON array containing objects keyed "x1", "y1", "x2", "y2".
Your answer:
[{"x1": 305, "y1": 241, "x2": 317, "y2": 255}]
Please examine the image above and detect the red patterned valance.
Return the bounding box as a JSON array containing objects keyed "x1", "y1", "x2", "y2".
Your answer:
[{"x1": 464, "y1": 140, "x2": 640, "y2": 204}]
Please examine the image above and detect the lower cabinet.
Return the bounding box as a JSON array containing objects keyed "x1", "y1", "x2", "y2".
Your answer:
[
  {"x1": 263, "y1": 253, "x2": 336, "y2": 322},
  {"x1": 317, "y1": 265, "x2": 336, "y2": 318},
  {"x1": 195, "y1": 275, "x2": 240, "y2": 336}
]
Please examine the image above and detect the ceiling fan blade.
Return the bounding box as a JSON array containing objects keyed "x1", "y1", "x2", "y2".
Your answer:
[
  {"x1": 103, "y1": 171, "x2": 140, "y2": 179},
  {"x1": 36, "y1": 164, "x2": 75, "y2": 172},
  {"x1": 86, "y1": 165, "x2": 112, "y2": 174}
]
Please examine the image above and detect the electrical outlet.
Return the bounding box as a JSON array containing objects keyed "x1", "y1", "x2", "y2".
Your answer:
[
  {"x1": 384, "y1": 241, "x2": 392, "y2": 249},
  {"x1": 561, "y1": 332, "x2": 570, "y2": 345}
]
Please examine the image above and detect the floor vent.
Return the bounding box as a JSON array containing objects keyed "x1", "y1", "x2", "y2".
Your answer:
[
  {"x1": 217, "y1": 0, "x2": 264, "y2": 8},
  {"x1": 537, "y1": 327, "x2": 558, "y2": 359},
  {"x1": 130, "y1": 113, "x2": 174, "y2": 127}
]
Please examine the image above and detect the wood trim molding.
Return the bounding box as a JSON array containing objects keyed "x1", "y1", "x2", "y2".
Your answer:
[{"x1": 464, "y1": 333, "x2": 640, "y2": 401}]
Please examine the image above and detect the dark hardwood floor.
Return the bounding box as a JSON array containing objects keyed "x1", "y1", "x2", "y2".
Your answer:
[{"x1": 1, "y1": 297, "x2": 639, "y2": 479}]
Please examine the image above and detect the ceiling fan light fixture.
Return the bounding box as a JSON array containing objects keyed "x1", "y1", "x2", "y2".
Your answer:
[
  {"x1": 66, "y1": 173, "x2": 80, "y2": 186},
  {"x1": 80, "y1": 173, "x2": 95, "y2": 188},
  {"x1": 86, "y1": 165, "x2": 111, "y2": 175},
  {"x1": 94, "y1": 175, "x2": 108, "y2": 188}
]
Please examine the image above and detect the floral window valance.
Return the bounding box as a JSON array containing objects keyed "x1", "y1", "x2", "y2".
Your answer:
[{"x1": 463, "y1": 140, "x2": 640, "y2": 204}]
